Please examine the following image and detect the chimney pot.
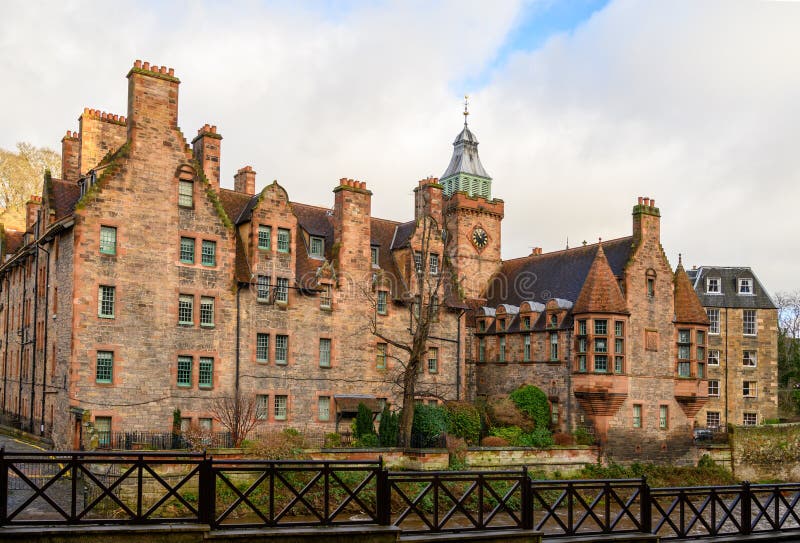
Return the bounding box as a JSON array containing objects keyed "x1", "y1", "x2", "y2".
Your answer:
[
  {"x1": 143, "y1": 61, "x2": 150, "y2": 70},
  {"x1": 134, "y1": 59, "x2": 142, "y2": 68},
  {"x1": 650, "y1": 199, "x2": 656, "y2": 207},
  {"x1": 168, "y1": 68, "x2": 174, "y2": 76}
]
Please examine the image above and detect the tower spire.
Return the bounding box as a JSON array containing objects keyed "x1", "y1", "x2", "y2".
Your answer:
[{"x1": 440, "y1": 95, "x2": 491, "y2": 198}]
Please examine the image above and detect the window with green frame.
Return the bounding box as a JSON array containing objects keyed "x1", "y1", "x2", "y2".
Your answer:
[
  {"x1": 277, "y1": 228, "x2": 290, "y2": 253},
  {"x1": 100, "y1": 226, "x2": 117, "y2": 255},
  {"x1": 198, "y1": 357, "x2": 213, "y2": 388},
  {"x1": 180, "y1": 237, "x2": 195, "y2": 263},
  {"x1": 178, "y1": 295, "x2": 193, "y2": 325},
  {"x1": 258, "y1": 225, "x2": 271, "y2": 250},
  {"x1": 201, "y1": 240, "x2": 216, "y2": 266},
  {"x1": 200, "y1": 296, "x2": 214, "y2": 327},
  {"x1": 177, "y1": 356, "x2": 192, "y2": 387},
  {"x1": 98, "y1": 285, "x2": 115, "y2": 318},
  {"x1": 256, "y1": 333, "x2": 269, "y2": 362},
  {"x1": 275, "y1": 335, "x2": 288, "y2": 364},
  {"x1": 96, "y1": 351, "x2": 113, "y2": 383}
]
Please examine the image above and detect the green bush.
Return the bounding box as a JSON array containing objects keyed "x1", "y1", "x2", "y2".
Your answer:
[
  {"x1": 412, "y1": 404, "x2": 448, "y2": 447},
  {"x1": 490, "y1": 425, "x2": 524, "y2": 444},
  {"x1": 352, "y1": 403, "x2": 375, "y2": 439},
  {"x1": 509, "y1": 385, "x2": 551, "y2": 429},
  {"x1": 323, "y1": 433, "x2": 342, "y2": 448},
  {"x1": 355, "y1": 433, "x2": 380, "y2": 448},
  {"x1": 378, "y1": 406, "x2": 399, "y2": 447},
  {"x1": 573, "y1": 427, "x2": 595, "y2": 446},
  {"x1": 518, "y1": 427, "x2": 554, "y2": 448},
  {"x1": 445, "y1": 402, "x2": 481, "y2": 445}
]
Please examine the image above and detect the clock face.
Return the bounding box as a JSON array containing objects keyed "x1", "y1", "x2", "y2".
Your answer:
[{"x1": 472, "y1": 227, "x2": 488, "y2": 250}]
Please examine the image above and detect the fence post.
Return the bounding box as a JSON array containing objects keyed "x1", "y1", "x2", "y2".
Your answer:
[
  {"x1": 521, "y1": 466, "x2": 533, "y2": 530},
  {"x1": 640, "y1": 475, "x2": 652, "y2": 534},
  {"x1": 741, "y1": 481, "x2": 752, "y2": 535},
  {"x1": 0, "y1": 448, "x2": 7, "y2": 525},
  {"x1": 376, "y1": 464, "x2": 390, "y2": 526},
  {"x1": 198, "y1": 453, "x2": 215, "y2": 527}
]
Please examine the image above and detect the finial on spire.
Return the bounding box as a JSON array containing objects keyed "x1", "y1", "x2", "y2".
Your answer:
[
  {"x1": 678, "y1": 253, "x2": 683, "y2": 266},
  {"x1": 463, "y1": 95, "x2": 469, "y2": 126}
]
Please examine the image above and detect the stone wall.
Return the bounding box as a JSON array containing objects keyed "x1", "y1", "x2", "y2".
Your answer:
[{"x1": 731, "y1": 423, "x2": 800, "y2": 481}]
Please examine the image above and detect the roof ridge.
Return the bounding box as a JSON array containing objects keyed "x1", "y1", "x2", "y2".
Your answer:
[{"x1": 502, "y1": 235, "x2": 633, "y2": 264}]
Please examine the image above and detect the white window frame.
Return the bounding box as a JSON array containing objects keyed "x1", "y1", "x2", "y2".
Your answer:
[
  {"x1": 275, "y1": 277, "x2": 289, "y2": 303},
  {"x1": 256, "y1": 395, "x2": 269, "y2": 419},
  {"x1": 708, "y1": 379, "x2": 720, "y2": 397},
  {"x1": 738, "y1": 278, "x2": 753, "y2": 295},
  {"x1": 256, "y1": 333, "x2": 269, "y2": 362},
  {"x1": 275, "y1": 335, "x2": 288, "y2": 365},
  {"x1": 178, "y1": 294, "x2": 193, "y2": 325},
  {"x1": 706, "y1": 411, "x2": 720, "y2": 429},
  {"x1": 743, "y1": 309, "x2": 757, "y2": 336},
  {"x1": 98, "y1": 285, "x2": 115, "y2": 318},
  {"x1": 178, "y1": 179, "x2": 193, "y2": 207},
  {"x1": 707, "y1": 309, "x2": 720, "y2": 335},
  {"x1": 428, "y1": 347, "x2": 438, "y2": 373},
  {"x1": 429, "y1": 253, "x2": 439, "y2": 275},
  {"x1": 743, "y1": 381, "x2": 757, "y2": 398},
  {"x1": 199, "y1": 296, "x2": 214, "y2": 327},
  {"x1": 318, "y1": 396, "x2": 330, "y2": 421},
  {"x1": 708, "y1": 349, "x2": 720, "y2": 366},
  {"x1": 523, "y1": 335, "x2": 531, "y2": 362},
  {"x1": 743, "y1": 412, "x2": 757, "y2": 426},
  {"x1": 274, "y1": 395, "x2": 288, "y2": 420},
  {"x1": 706, "y1": 277, "x2": 721, "y2": 294},
  {"x1": 743, "y1": 351, "x2": 757, "y2": 368}
]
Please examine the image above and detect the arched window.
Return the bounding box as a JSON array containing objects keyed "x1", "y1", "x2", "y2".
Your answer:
[{"x1": 646, "y1": 269, "x2": 657, "y2": 298}]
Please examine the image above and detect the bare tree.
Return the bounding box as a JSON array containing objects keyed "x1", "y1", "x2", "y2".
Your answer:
[
  {"x1": 210, "y1": 391, "x2": 261, "y2": 447},
  {"x1": 0, "y1": 142, "x2": 61, "y2": 212},
  {"x1": 367, "y1": 210, "x2": 451, "y2": 448},
  {"x1": 776, "y1": 291, "x2": 800, "y2": 387}
]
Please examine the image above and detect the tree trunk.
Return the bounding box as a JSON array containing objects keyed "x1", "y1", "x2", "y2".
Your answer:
[{"x1": 397, "y1": 355, "x2": 418, "y2": 448}]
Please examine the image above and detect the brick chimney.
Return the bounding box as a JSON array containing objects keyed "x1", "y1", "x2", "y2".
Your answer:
[
  {"x1": 126, "y1": 60, "x2": 180, "y2": 148},
  {"x1": 60, "y1": 130, "x2": 80, "y2": 182},
  {"x1": 25, "y1": 196, "x2": 42, "y2": 232},
  {"x1": 192, "y1": 124, "x2": 222, "y2": 190},
  {"x1": 78, "y1": 108, "x2": 127, "y2": 176},
  {"x1": 414, "y1": 177, "x2": 443, "y2": 225},
  {"x1": 632, "y1": 196, "x2": 661, "y2": 245},
  {"x1": 234, "y1": 166, "x2": 256, "y2": 195},
  {"x1": 333, "y1": 178, "x2": 372, "y2": 278}
]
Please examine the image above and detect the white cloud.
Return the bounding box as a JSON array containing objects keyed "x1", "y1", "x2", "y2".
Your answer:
[{"x1": 0, "y1": 0, "x2": 797, "y2": 293}]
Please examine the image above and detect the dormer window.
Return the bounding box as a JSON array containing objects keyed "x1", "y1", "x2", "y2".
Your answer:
[
  {"x1": 309, "y1": 236, "x2": 324, "y2": 258},
  {"x1": 478, "y1": 320, "x2": 486, "y2": 333},
  {"x1": 522, "y1": 316, "x2": 531, "y2": 330},
  {"x1": 738, "y1": 278, "x2": 753, "y2": 295},
  {"x1": 706, "y1": 277, "x2": 721, "y2": 294},
  {"x1": 549, "y1": 314, "x2": 558, "y2": 328},
  {"x1": 371, "y1": 246, "x2": 379, "y2": 267}
]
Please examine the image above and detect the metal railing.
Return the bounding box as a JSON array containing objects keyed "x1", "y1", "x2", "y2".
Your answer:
[{"x1": 2, "y1": 450, "x2": 800, "y2": 540}]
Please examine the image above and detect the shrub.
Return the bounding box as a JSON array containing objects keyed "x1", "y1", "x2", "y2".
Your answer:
[
  {"x1": 444, "y1": 402, "x2": 481, "y2": 445},
  {"x1": 446, "y1": 435, "x2": 468, "y2": 470},
  {"x1": 378, "y1": 406, "x2": 399, "y2": 447},
  {"x1": 353, "y1": 403, "x2": 376, "y2": 439},
  {"x1": 323, "y1": 432, "x2": 342, "y2": 448},
  {"x1": 489, "y1": 425, "x2": 524, "y2": 444},
  {"x1": 246, "y1": 428, "x2": 307, "y2": 459},
  {"x1": 412, "y1": 404, "x2": 448, "y2": 447},
  {"x1": 517, "y1": 427, "x2": 554, "y2": 448},
  {"x1": 355, "y1": 433, "x2": 380, "y2": 448},
  {"x1": 509, "y1": 385, "x2": 551, "y2": 430},
  {"x1": 481, "y1": 436, "x2": 509, "y2": 447},
  {"x1": 573, "y1": 427, "x2": 595, "y2": 446}
]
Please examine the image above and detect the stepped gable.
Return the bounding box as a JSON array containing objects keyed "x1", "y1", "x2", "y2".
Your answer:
[
  {"x1": 674, "y1": 258, "x2": 711, "y2": 325},
  {"x1": 573, "y1": 241, "x2": 629, "y2": 315},
  {"x1": 218, "y1": 188, "x2": 255, "y2": 225},
  {"x1": 48, "y1": 178, "x2": 81, "y2": 220},
  {"x1": 486, "y1": 237, "x2": 633, "y2": 307}
]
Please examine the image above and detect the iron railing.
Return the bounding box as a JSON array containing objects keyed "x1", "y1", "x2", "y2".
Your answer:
[{"x1": 2, "y1": 450, "x2": 800, "y2": 540}]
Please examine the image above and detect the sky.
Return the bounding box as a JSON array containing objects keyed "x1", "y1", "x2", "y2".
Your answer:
[{"x1": 1, "y1": 0, "x2": 798, "y2": 295}]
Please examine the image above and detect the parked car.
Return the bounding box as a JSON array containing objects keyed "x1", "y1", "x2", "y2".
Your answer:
[{"x1": 693, "y1": 428, "x2": 713, "y2": 442}]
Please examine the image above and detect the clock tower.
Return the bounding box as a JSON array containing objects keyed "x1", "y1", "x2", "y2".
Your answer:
[{"x1": 442, "y1": 101, "x2": 504, "y2": 301}]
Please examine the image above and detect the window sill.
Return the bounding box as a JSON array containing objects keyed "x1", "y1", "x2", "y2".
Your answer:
[
  {"x1": 320, "y1": 306, "x2": 333, "y2": 312},
  {"x1": 95, "y1": 381, "x2": 113, "y2": 386},
  {"x1": 178, "y1": 323, "x2": 194, "y2": 327},
  {"x1": 98, "y1": 315, "x2": 115, "y2": 319},
  {"x1": 200, "y1": 324, "x2": 215, "y2": 329},
  {"x1": 319, "y1": 365, "x2": 331, "y2": 369},
  {"x1": 275, "y1": 362, "x2": 288, "y2": 366},
  {"x1": 100, "y1": 252, "x2": 117, "y2": 257},
  {"x1": 177, "y1": 384, "x2": 192, "y2": 389},
  {"x1": 256, "y1": 359, "x2": 268, "y2": 364},
  {"x1": 180, "y1": 260, "x2": 195, "y2": 265},
  {"x1": 199, "y1": 386, "x2": 213, "y2": 390}
]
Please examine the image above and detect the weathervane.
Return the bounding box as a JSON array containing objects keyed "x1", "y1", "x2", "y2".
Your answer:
[{"x1": 463, "y1": 95, "x2": 469, "y2": 126}]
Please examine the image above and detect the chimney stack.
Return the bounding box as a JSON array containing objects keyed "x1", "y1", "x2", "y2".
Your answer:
[
  {"x1": 333, "y1": 178, "x2": 372, "y2": 277},
  {"x1": 234, "y1": 166, "x2": 256, "y2": 195},
  {"x1": 61, "y1": 130, "x2": 80, "y2": 182},
  {"x1": 192, "y1": 124, "x2": 222, "y2": 190}
]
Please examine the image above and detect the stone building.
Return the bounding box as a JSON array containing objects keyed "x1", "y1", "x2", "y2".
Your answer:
[
  {"x1": 686, "y1": 267, "x2": 779, "y2": 428},
  {"x1": 0, "y1": 61, "x2": 777, "y2": 457}
]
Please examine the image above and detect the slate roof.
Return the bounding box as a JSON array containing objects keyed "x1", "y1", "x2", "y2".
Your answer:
[
  {"x1": 48, "y1": 178, "x2": 81, "y2": 221},
  {"x1": 485, "y1": 237, "x2": 634, "y2": 308},
  {"x1": 441, "y1": 124, "x2": 490, "y2": 180},
  {"x1": 218, "y1": 188, "x2": 256, "y2": 224},
  {"x1": 3, "y1": 229, "x2": 24, "y2": 255},
  {"x1": 674, "y1": 261, "x2": 711, "y2": 324},
  {"x1": 687, "y1": 267, "x2": 776, "y2": 309},
  {"x1": 391, "y1": 220, "x2": 416, "y2": 249},
  {"x1": 573, "y1": 243, "x2": 629, "y2": 315}
]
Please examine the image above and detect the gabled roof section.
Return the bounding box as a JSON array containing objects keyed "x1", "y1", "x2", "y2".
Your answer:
[
  {"x1": 674, "y1": 259, "x2": 710, "y2": 325},
  {"x1": 391, "y1": 220, "x2": 416, "y2": 250},
  {"x1": 292, "y1": 203, "x2": 335, "y2": 288},
  {"x1": 688, "y1": 266, "x2": 776, "y2": 309},
  {"x1": 3, "y1": 229, "x2": 24, "y2": 255},
  {"x1": 486, "y1": 237, "x2": 633, "y2": 308},
  {"x1": 218, "y1": 188, "x2": 256, "y2": 225},
  {"x1": 573, "y1": 242, "x2": 629, "y2": 315},
  {"x1": 48, "y1": 178, "x2": 81, "y2": 221}
]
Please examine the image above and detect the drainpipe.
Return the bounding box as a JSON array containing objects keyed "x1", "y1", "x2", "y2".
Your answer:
[
  {"x1": 455, "y1": 309, "x2": 465, "y2": 401},
  {"x1": 37, "y1": 243, "x2": 50, "y2": 436},
  {"x1": 235, "y1": 283, "x2": 242, "y2": 396},
  {"x1": 2, "y1": 273, "x2": 9, "y2": 414},
  {"x1": 566, "y1": 328, "x2": 573, "y2": 431}
]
